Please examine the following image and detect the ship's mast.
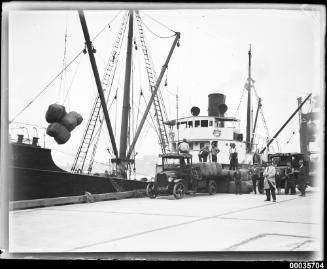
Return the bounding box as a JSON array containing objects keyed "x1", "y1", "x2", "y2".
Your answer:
[
  {"x1": 118, "y1": 10, "x2": 134, "y2": 171},
  {"x1": 246, "y1": 44, "x2": 252, "y2": 153}
]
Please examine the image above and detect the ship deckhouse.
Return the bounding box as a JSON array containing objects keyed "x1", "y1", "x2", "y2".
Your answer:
[{"x1": 165, "y1": 93, "x2": 252, "y2": 167}]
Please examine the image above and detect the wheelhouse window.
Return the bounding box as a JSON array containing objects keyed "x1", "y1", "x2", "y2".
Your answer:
[
  {"x1": 181, "y1": 121, "x2": 187, "y2": 128},
  {"x1": 201, "y1": 120, "x2": 208, "y2": 127},
  {"x1": 195, "y1": 120, "x2": 200, "y2": 127},
  {"x1": 188, "y1": 121, "x2": 193, "y2": 128}
]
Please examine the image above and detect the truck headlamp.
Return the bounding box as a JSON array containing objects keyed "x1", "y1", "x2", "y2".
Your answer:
[{"x1": 168, "y1": 176, "x2": 174, "y2": 182}]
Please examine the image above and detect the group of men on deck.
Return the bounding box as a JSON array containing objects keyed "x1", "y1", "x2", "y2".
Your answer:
[{"x1": 178, "y1": 139, "x2": 221, "y2": 163}]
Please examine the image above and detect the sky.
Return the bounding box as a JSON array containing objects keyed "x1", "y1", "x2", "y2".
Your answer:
[{"x1": 6, "y1": 4, "x2": 325, "y2": 172}]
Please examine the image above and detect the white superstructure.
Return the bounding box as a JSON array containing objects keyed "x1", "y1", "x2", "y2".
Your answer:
[{"x1": 165, "y1": 93, "x2": 253, "y2": 167}]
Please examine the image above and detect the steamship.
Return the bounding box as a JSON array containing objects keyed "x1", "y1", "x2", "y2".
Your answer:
[{"x1": 165, "y1": 92, "x2": 253, "y2": 168}]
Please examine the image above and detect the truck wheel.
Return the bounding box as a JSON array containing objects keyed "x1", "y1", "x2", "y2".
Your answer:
[
  {"x1": 208, "y1": 180, "x2": 217, "y2": 195},
  {"x1": 173, "y1": 182, "x2": 185, "y2": 199},
  {"x1": 146, "y1": 182, "x2": 157, "y2": 199}
]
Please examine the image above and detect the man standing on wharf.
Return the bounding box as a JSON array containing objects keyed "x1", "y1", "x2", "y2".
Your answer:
[{"x1": 263, "y1": 160, "x2": 277, "y2": 202}]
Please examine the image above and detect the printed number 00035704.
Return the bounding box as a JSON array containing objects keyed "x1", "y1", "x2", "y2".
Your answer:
[{"x1": 290, "y1": 263, "x2": 324, "y2": 269}]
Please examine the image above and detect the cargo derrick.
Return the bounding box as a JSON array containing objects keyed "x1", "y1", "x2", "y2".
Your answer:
[
  {"x1": 260, "y1": 93, "x2": 312, "y2": 155},
  {"x1": 72, "y1": 13, "x2": 128, "y2": 173},
  {"x1": 78, "y1": 10, "x2": 119, "y2": 164},
  {"x1": 75, "y1": 10, "x2": 180, "y2": 178}
]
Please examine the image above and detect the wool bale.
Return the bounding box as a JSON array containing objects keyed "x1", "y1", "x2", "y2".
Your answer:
[
  {"x1": 46, "y1": 122, "x2": 71, "y2": 144},
  {"x1": 214, "y1": 162, "x2": 223, "y2": 174},
  {"x1": 239, "y1": 169, "x2": 249, "y2": 181},
  {"x1": 45, "y1": 104, "x2": 66, "y2": 123},
  {"x1": 215, "y1": 180, "x2": 230, "y2": 193},
  {"x1": 69, "y1": 111, "x2": 83, "y2": 125},
  {"x1": 227, "y1": 180, "x2": 253, "y2": 194},
  {"x1": 59, "y1": 112, "x2": 78, "y2": 132},
  {"x1": 196, "y1": 163, "x2": 211, "y2": 180}
]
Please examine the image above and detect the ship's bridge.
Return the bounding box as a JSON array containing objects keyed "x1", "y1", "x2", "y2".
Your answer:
[
  {"x1": 164, "y1": 115, "x2": 247, "y2": 165},
  {"x1": 164, "y1": 115, "x2": 241, "y2": 142}
]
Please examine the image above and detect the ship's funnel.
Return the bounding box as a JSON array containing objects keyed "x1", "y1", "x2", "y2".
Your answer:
[
  {"x1": 208, "y1": 93, "x2": 227, "y2": 117},
  {"x1": 191, "y1": 106, "x2": 200, "y2": 116},
  {"x1": 218, "y1": 104, "x2": 228, "y2": 115}
]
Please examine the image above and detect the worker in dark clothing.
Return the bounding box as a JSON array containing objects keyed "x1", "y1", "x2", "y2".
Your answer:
[
  {"x1": 210, "y1": 142, "x2": 220, "y2": 162},
  {"x1": 284, "y1": 162, "x2": 296, "y2": 195},
  {"x1": 234, "y1": 169, "x2": 242, "y2": 195},
  {"x1": 297, "y1": 159, "x2": 307, "y2": 196},
  {"x1": 229, "y1": 143, "x2": 238, "y2": 170},
  {"x1": 257, "y1": 167, "x2": 264, "y2": 194},
  {"x1": 275, "y1": 167, "x2": 282, "y2": 195},
  {"x1": 198, "y1": 145, "x2": 210, "y2": 162},
  {"x1": 179, "y1": 138, "x2": 190, "y2": 165},
  {"x1": 250, "y1": 166, "x2": 258, "y2": 194}
]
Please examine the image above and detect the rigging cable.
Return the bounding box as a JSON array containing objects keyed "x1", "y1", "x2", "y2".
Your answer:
[
  {"x1": 9, "y1": 51, "x2": 83, "y2": 124},
  {"x1": 10, "y1": 11, "x2": 122, "y2": 124},
  {"x1": 139, "y1": 16, "x2": 176, "y2": 39},
  {"x1": 138, "y1": 14, "x2": 170, "y2": 128},
  {"x1": 58, "y1": 21, "x2": 68, "y2": 104},
  {"x1": 141, "y1": 95, "x2": 161, "y2": 140},
  {"x1": 91, "y1": 11, "x2": 123, "y2": 43},
  {"x1": 62, "y1": 54, "x2": 83, "y2": 106},
  {"x1": 134, "y1": 38, "x2": 145, "y2": 130},
  {"x1": 252, "y1": 85, "x2": 270, "y2": 138},
  {"x1": 234, "y1": 87, "x2": 246, "y2": 119},
  {"x1": 141, "y1": 11, "x2": 177, "y2": 34}
]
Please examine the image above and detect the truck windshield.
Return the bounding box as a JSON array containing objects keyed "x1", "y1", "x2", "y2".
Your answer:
[
  {"x1": 270, "y1": 155, "x2": 303, "y2": 168},
  {"x1": 163, "y1": 158, "x2": 180, "y2": 169}
]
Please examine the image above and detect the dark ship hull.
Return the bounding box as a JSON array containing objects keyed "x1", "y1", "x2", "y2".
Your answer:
[{"x1": 10, "y1": 142, "x2": 147, "y2": 201}]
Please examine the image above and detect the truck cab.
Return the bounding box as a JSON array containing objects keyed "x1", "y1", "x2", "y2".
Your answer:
[{"x1": 146, "y1": 153, "x2": 196, "y2": 199}]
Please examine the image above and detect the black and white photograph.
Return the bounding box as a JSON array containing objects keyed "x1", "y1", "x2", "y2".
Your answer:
[{"x1": 1, "y1": 2, "x2": 325, "y2": 261}]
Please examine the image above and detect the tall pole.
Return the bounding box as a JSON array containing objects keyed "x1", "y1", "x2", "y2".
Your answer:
[
  {"x1": 119, "y1": 11, "x2": 134, "y2": 161},
  {"x1": 246, "y1": 44, "x2": 252, "y2": 153},
  {"x1": 250, "y1": 97, "x2": 261, "y2": 151},
  {"x1": 176, "y1": 93, "x2": 179, "y2": 148},
  {"x1": 298, "y1": 97, "x2": 308, "y2": 159},
  {"x1": 127, "y1": 33, "x2": 180, "y2": 159},
  {"x1": 260, "y1": 93, "x2": 312, "y2": 154},
  {"x1": 78, "y1": 10, "x2": 118, "y2": 159}
]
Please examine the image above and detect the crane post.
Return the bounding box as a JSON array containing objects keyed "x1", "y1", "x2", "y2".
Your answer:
[
  {"x1": 126, "y1": 32, "x2": 180, "y2": 159},
  {"x1": 259, "y1": 93, "x2": 312, "y2": 155},
  {"x1": 78, "y1": 10, "x2": 118, "y2": 159},
  {"x1": 250, "y1": 97, "x2": 261, "y2": 151}
]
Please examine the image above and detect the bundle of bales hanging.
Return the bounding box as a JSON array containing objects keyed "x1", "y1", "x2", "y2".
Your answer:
[{"x1": 45, "y1": 104, "x2": 83, "y2": 144}]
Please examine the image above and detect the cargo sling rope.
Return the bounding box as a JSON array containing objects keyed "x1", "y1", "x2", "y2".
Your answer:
[
  {"x1": 58, "y1": 20, "x2": 68, "y2": 105},
  {"x1": 9, "y1": 11, "x2": 122, "y2": 124}
]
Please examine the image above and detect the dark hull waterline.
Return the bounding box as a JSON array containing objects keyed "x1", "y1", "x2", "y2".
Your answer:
[{"x1": 9, "y1": 142, "x2": 146, "y2": 201}]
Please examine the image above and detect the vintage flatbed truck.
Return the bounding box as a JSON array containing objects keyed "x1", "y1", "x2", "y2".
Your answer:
[{"x1": 146, "y1": 153, "x2": 242, "y2": 199}]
